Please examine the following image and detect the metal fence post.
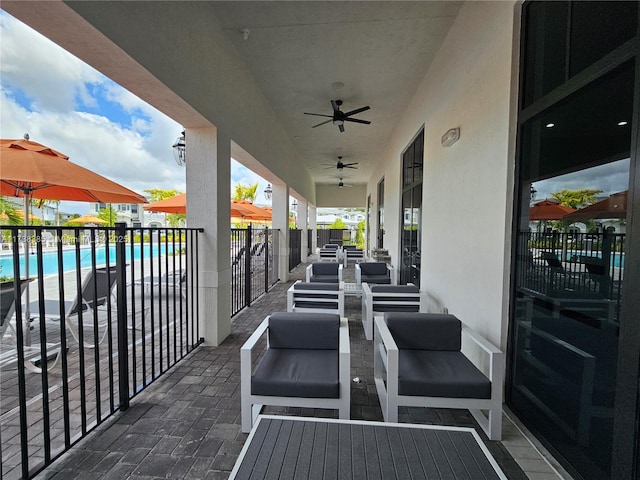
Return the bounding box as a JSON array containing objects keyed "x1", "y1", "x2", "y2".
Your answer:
[
  {"x1": 115, "y1": 222, "x2": 129, "y2": 411},
  {"x1": 265, "y1": 227, "x2": 270, "y2": 292},
  {"x1": 245, "y1": 223, "x2": 252, "y2": 307}
]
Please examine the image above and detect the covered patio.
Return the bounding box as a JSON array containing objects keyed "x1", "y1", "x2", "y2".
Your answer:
[{"x1": 30, "y1": 262, "x2": 557, "y2": 480}]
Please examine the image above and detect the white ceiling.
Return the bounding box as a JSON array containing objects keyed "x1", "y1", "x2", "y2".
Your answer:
[
  {"x1": 208, "y1": 2, "x2": 463, "y2": 186},
  {"x1": 2, "y1": 1, "x2": 462, "y2": 190}
]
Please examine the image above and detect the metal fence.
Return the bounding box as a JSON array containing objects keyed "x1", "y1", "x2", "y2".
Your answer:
[
  {"x1": 0, "y1": 224, "x2": 202, "y2": 479},
  {"x1": 289, "y1": 229, "x2": 302, "y2": 272},
  {"x1": 230, "y1": 226, "x2": 279, "y2": 317},
  {"x1": 515, "y1": 230, "x2": 625, "y2": 320},
  {"x1": 317, "y1": 228, "x2": 349, "y2": 247}
]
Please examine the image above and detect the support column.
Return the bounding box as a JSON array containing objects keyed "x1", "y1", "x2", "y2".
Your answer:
[
  {"x1": 297, "y1": 199, "x2": 308, "y2": 262},
  {"x1": 186, "y1": 126, "x2": 231, "y2": 346},
  {"x1": 309, "y1": 205, "x2": 317, "y2": 254},
  {"x1": 272, "y1": 183, "x2": 289, "y2": 282}
]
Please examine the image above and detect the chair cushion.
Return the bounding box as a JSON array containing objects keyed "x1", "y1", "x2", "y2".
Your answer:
[
  {"x1": 293, "y1": 301, "x2": 339, "y2": 310},
  {"x1": 294, "y1": 282, "x2": 339, "y2": 291},
  {"x1": 268, "y1": 312, "x2": 339, "y2": 349},
  {"x1": 252, "y1": 349, "x2": 339, "y2": 398},
  {"x1": 323, "y1": 244, "x2": 340, "y2": 249},
  {"x1": 371, "y1": 285, "x2": 419, "y2": 293},
  {"x1": 385, "y1": 313, "x2": 461, "y2": 350},
  {"x1": 361, "y1": 274, "x2": 391, "y2": 284},
  {"x1": 373, "y1": 304, "x2": 420, "y2": 313},
  {"x1": 360, "y1": 263, "x2": 388, "y2": 275},
  {"x1": 398, "y1": 350, "x2": 491, "y2": 399},
  {"x1": 310, "y1": 275, "x2": 339, "y2": 283},
  {"x1": 312, "y1": 263, "x2": 339, "y2": 275}
]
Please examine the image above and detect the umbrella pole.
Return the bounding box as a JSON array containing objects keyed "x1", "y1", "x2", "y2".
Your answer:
[{"x1": 23, "y1": 193, "x2": 32, "y2": 346}]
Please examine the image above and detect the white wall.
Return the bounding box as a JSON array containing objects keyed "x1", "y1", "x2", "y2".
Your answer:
[{"x1": 367, "y1": 1, "x2": 517, "y2": 348}]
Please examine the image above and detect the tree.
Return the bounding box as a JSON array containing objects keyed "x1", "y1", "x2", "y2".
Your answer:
[
  {"x1": 97, "y1": 206, "x2": 117, "y2": 226},
  {"x1": 0, "y1": 198, "x2": 23, "y2": 225},
  {"x1": 551, "y1": 189, "x2": 602, "y2": 210},
  {"x1": 167, "y1": 213, "x2": 186, "y2": 227},
  {"x1": 329, "y1": 218, "x2": 347, "y2": 229},
  {"x1": 355, "y1": 220, "x2": 365, "y2": 249},
  {"x1": 232, "y1": 183, "x2": 258, "y2": 202},
  {"x1": 551, "y1": 188, "x2": 603, "y2": 232},
  {"x1": 144, "y1": 189, "x2": 182, "y2": 202}
]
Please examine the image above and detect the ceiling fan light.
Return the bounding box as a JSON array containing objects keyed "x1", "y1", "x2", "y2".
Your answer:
[{"x1": 333, "y1": 119, "x2": 344, "y2": 126}]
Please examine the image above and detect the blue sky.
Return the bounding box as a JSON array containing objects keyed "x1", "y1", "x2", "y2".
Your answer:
[{"x1": 0, "y1": 11, "x2": 271, "y2": 215}]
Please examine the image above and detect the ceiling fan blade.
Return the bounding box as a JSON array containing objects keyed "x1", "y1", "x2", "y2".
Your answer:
[
  {"x1": 331, "y1": 100, "x2": 341, "y2": 112},
  {"x1": 304, "y1": 112, "x2": 333, "y2": 118},
  {"x1": 312, "y1": 119, "x2": 333, "y2": 128},
  {"x1": 338, "y1": 124, "x2": 345, "y2": 133},
  {"x1": 344, "y1": 118, "x2": 371, "y2": 125},
  {"x1": 343, "y1": 105, "x2": 370, "y2": 117},
  {"x1": 344, "y1": 165, "x2": 358, "y2": 169}
]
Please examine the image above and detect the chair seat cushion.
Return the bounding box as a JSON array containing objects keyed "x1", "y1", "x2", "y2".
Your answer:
[
  {"x1": 372, "y1": 304, "x2": 420, "y2": 313},
  {"x1": 398, "y1": 350, "x2": 491, "y2": 399},
  {"x1": 361, "y1": 275, "x2": 391, "y2": 284},
  {"x1": 371, "y1": 285, "x2": 419, "y2": 293},
  {"x1": 310, "y1": 275, "x2": 339, "y2": 283},
  {"x1": 294, "y1": 301, "x2": 339, "y2": 310},
  {"x1": 252, "y1": 349, "x2": 339, "y2": 398},
  {"x1": 294, "y1": 282, "x2": 339, "y2": 291}
]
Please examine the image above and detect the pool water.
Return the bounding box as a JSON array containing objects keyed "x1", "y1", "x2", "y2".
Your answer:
[{"x1": 0, "y1": 243, "x2": 179, "y2": 277}]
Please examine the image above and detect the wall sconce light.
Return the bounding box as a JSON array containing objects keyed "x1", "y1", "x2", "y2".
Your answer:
[
  {"x1": 172, "y1": 130, "x2": 186, "y2": 166},
  {"x1": 264, "y1": 183, "x2": 273, "y2": 200},
  {"x1": 441, "y1": 127, "x2": 460, "y2": 147}
]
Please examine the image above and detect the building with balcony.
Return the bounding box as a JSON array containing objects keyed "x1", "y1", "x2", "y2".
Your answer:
[{"x1": 2, "y1": 2, "x2": 638, "y2": 480}]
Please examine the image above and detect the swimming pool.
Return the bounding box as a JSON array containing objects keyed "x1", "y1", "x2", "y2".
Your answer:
[{"x1": 0, "y1": 243, "x2": 179, "y2": 277}]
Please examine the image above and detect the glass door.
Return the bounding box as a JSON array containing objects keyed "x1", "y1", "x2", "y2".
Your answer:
[{"x1": 400, "y1": 130, "x2": 424, "y2": 286}]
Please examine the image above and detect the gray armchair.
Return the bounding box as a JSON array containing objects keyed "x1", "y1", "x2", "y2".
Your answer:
[
  {"x1": 306, "y1": 262, "x2": 343, "y2": 283},
  {"x1": 355, "y1": 262, "x2": 395, "y2": 285},
  {"x1": 287, "y1": 281, "x2": 345, "y2": 316},
  {"x1": 241, "y1": 312, "x2": 350, "y2": 433},
  {"x1": 374, "y1": 312, "x2": 504, "y2": 440}
]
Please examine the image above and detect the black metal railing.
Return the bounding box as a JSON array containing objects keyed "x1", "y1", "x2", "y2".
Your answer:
[
  {"x1": 317, "y1": 228, "x2": 349, "y2": 247},
  {"x1": 516, "y1": 230, "x2": 625, "y2": 321},
  {"x1": 230, "y1": 226, "x2": 279, "y2": 317},
  {"x1": 289, "y1": 229, "x2": 302, "y2": 271},
  {"x1": 307, "y1": 229, "x2": 312, "y2": 255},
  {"x1": 0, "y1": 224, "x2": 202, "y2": 479}
]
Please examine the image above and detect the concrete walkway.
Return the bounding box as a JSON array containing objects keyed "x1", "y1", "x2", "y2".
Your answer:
[{"x1": 31, "y1": 262, "x2": 563, "y2": 480}]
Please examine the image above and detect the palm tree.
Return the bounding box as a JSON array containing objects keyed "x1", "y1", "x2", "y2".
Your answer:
[
  {"x1": 232, "y1": 183, "x2": 258, "y2": 203},
  {"x1": 0, "y1": 197, "x2": 23, "y2": 225}
]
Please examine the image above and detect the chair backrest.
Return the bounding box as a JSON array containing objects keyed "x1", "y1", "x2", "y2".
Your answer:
[
  {"x1": 385, "y1": 312, "x2": 461, "y2": 350},
  {"x1": 542, "y1": 252, "x2": 563, "y2": 270},
  {"x1": 360, "y1": 262, "x2": 388, "y2": 275},
  {"x1": 268, "y1": 312, "x2": 339, "y2": 350},
  {"x1": 370, "y1": 285, "x2": 421, "y2": 312},
  {"x1": 323, "y1": 244, "x2": 340, "y2": 250},
  {"x1": 1, "y1": 279, "x2": 30, "y2": 336},
  {"x1": 312, "y1": 263, "x2": 339, "y2": 275},
  {"x1": 294, "y1": 282, "x2": 339, "y2": 292},
  {"x1": 69, "y1": 266, "x2": 118, "y2": 315}
]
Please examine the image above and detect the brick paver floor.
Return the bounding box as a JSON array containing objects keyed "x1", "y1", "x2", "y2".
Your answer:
[{"x1": 31, "y1": 262, "x2": 529, "y2": 480}]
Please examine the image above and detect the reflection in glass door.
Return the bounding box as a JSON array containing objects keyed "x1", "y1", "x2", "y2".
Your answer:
[
  {"x1": 510, "y1": 59, "x2": 634, "y2": 480},
  {"x1": 377, "y1": 178, "x2": 384, "y2": 249},
  {"x1": 400, "y1": 130, "x2": 423, "y2": 286}
]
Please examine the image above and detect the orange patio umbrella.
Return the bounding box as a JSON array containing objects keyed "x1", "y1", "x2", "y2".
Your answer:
[
  {"x1": 144, "y1": 193, "x2": 187, "y2": 214},
  {"x1": 1, "y1": 137, "x2": 148, "y2": 210},
  {"x1": 66, "y1": 214, "x2": 108, "y2": 225},
  {"x1": 528, "y1": 199, "x2": 576, "y2": 221},
  {"x1": 231, "y1": 200, "x2": 272, "y2": 221}
]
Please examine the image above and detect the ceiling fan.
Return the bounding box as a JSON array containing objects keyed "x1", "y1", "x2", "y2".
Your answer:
[
  {"x1": 322, "y1": 156, "x2": 358, "y2": 171},
  {"x1": 304, "y1": 100, "x2": 371, "y2": 133},
  {"x1": 336, "y1": 178, "x2": 352, "y2": 188}
]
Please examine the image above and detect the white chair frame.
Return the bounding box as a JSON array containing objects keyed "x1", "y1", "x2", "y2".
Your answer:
[
  {"x1": 241, "y1": 316, "x2": 351, "y2": 433},
  {"x1": 373, "y1": 316, "x2": 504, "y2": 441},
  {"x1": 361, "y1": 283, "x2": 426, "y2": 341},
  {"x1": 287, "y1": 281, "x2": 345, "y2": 317}
]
